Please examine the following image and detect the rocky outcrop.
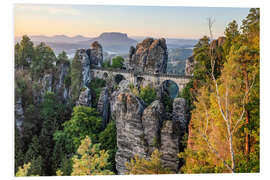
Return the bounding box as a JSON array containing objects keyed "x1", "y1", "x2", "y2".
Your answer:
[
  {"x1": 128, "y1": 38, "x2": 168, "y2": 73},
  {"x1": 185, "y1": 55, "x2": 195, "y2": 76},
  {"x1": 76, "y1": 49, "x2": 91, "y2": 88},
  {"x1": 160, "y1": 120, "x2": 180, "y2": 172},
  {"x1": 142, "y1": 100, "x2": 164, "y2": 154},
  {"x1": 114, "y1": 92, "x2": 147, "y2": 174},
  {"x1": 15, "y1": 97, "x2": 24, "y2": 134},
  {"x1": 210, "y1": 36, "x2": 226, "y2": 50},
  {"x1": 76, "y1": 88, "x2": 92, "y2": 107},
  {"x1": 172, "y1": 98, "x2": 187, "y2": 136},
  {"x1": 74, "y1": 49, "x2": 92, "y2": 107},
  {"x1": 110, "y1": 80, "x2": 131, "y2": 121},
  {"x1": 55, "y1": 61, "x2": 70, "y2": 101},
  {"x1": 112, "y1": 83, "x2": 188, "y2": 174},
  {"x1": 87, "y1": 41, "x2": 103, "y2": 67},
  {"x1": 97, "y1": 87, "x2": 110, "y2": 129},
  {"x1": 41, "y1": 73, "x2": 53, "y2": 97}
]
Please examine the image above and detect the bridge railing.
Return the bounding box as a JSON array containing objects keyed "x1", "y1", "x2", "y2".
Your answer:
[{"x1": 91, "y1": 67, "x2": 192, "y2": 79}]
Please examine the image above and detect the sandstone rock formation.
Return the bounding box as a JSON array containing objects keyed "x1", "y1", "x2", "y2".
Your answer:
[
  {"x1": 88, "y1": 41, "x2": 103, "y2": 67},
  {"x1": 142, "y1": 100, "x2": 164, "y2": 154},
  {"x1": 172, "y1": 98, "x2": 187, "y2": 136},
  {"x1": 185, "y1": 55, "x2": 195, "y2": 76},
  {"x1": 160, "y1": 120, "x2": 180, "y2": 172},
  {"x1": 75, "y1": 49, "x2": 91, "y2": 88},
  {"x1": 55, "y1": 61, "x2": 70, "y2": 101},
  {"x1": 128, "y1": 38, "x2": 168, "y2": 73},
  {"x1": 97, "y1": 87, "x2": 110, "y2": 129},
  {"x1": 210, "y1": 36, "x2": 226, "y2": 50},
  {"x1": 114, "y1": 92, "x2": 147, "y2": 174},
  {"x1": 112, "y1": 84, "x2": 188, "y2": 174},
  {"x1": 76, "y1": 88, "x2": 92, "y2": 107},
  {"x1": 41, "y1": 73, "x2": 53, "y2": 98}
]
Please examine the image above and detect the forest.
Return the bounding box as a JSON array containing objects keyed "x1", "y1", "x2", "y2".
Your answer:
[{"x1": 14, "y1": 8, "x2": 259, "y2": 176}]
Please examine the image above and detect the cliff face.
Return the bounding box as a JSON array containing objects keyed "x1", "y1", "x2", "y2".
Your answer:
[
  {"x1": 75, "y1": 41, "x2": 104, "y2": 107},
  {"x1": 111, "y1": 83, "x2": 188, "y2": 174},
  {"x1": 128, "y1": 38, "x2": 168, "y2": 73},
  {"x1": 89, "y1": 41, "x2": 103, "y2": 67}
]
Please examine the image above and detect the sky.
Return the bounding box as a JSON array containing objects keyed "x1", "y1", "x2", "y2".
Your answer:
[{"x1": 14, "y1": 4, "x2": 250, "y2": 39}]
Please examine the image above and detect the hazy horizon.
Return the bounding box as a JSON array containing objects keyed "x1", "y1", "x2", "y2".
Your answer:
[{"x1": 14, "y1": 4, "x2": 250, "y2": 39}]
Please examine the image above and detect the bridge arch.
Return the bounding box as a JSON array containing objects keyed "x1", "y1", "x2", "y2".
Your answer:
[
  {"x1": 161, "y1": 80, "x2": 179, "y2": 99},
  {"x1": 114, "y1": 74, "x2": 126, "y2": 84}
]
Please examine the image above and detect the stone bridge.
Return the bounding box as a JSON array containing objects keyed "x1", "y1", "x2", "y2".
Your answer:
[{"x1": 90, "y1": 67, "x2": 192, "y2": 92}]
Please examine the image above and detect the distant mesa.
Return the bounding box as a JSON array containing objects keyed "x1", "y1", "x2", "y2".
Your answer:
[{"x1": 81, "y1": 32, "x2": 137, "y2": 53}]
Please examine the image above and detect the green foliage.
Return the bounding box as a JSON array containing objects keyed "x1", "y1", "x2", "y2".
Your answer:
[
  {"x1": 98, "y1": 120, "x2": 117, "y2": 173},
  {"x1": 15, "y1": 35, "x2": 35, "y2": 68},
  {"x1": 53, "y1": 106, "x2": 102, "y2": 154},
  {"x1": 138, "y1": 85, "x2": 157, "y2": 106},
  {"x1": 70, "y1": 54, "x2": 82, "y2": 103},
  {"x1": 102, "y1": 60, "x2": 111, "y2": 68},
  {"x1": 59, "y1": 155, "x2": 73, "y2": 176},
  {"x1": 180, "y1": 8, "x2": 260, "y2": 173},
  {"x1": 89, "y1": 78, "x2": 106, "y2": 108},
  {"x1": 24, "y1": 136, "x2": 41, "y2": 164},
  {"x1": 28, "y1": 156, "x2": 43, "y2": 176},
  {"x1": 71, "y1": 136, "x2": 114, "y2": 175},
  {"x1": 161, "y1": 90, "x2": 173, "y2": 113},
  {"x1": 31, "y1": 42, "x2": 56, "y2": 79},
  {"x1": 125, "y1": 149, "x2": 173, "y2": 174},
  {"x1": 57, "y1": 51, "x2": 69, "y2": 62},
  {"x1": 39, "y1": 92, "x2": 69, "y2": 174},
  {"x1": 15, "y1": 127, "x2": 24, "y2": 173},
  {"x1": 111, "y1": 56, "x2": 124, "y2": 69}
]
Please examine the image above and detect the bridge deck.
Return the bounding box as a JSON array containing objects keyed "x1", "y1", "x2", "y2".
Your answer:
[{"x1": 91, "y1": 67, "x2": 192, "y2": 79}]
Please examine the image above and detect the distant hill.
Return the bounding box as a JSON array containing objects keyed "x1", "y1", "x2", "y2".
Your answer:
[
  {"x1": 80, "y1": 32, "x2": 137, "y2": 54},
  {"x1": 15, "y1": 33, "x2": 197, "y2": 60}
]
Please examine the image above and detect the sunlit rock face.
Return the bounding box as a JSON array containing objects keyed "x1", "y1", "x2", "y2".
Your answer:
[
  {"x1": 128, "y1": 38, "x2": 168, "y2": 73},
  {"x1": 88, "y1": 41, "x2": 103, "y2": 67}
]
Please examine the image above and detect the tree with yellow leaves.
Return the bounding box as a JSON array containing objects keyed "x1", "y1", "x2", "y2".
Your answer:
[
  {"x1": 125, "y1": 149, "x2": 173, "y2": 175},
  {"x1": 71, "y1": 136, "x2": 114, "y2": 176}
]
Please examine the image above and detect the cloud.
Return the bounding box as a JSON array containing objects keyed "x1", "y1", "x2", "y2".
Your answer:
[{"x1": 14, "y1": 4, "x2": 81, "y2": 16}]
